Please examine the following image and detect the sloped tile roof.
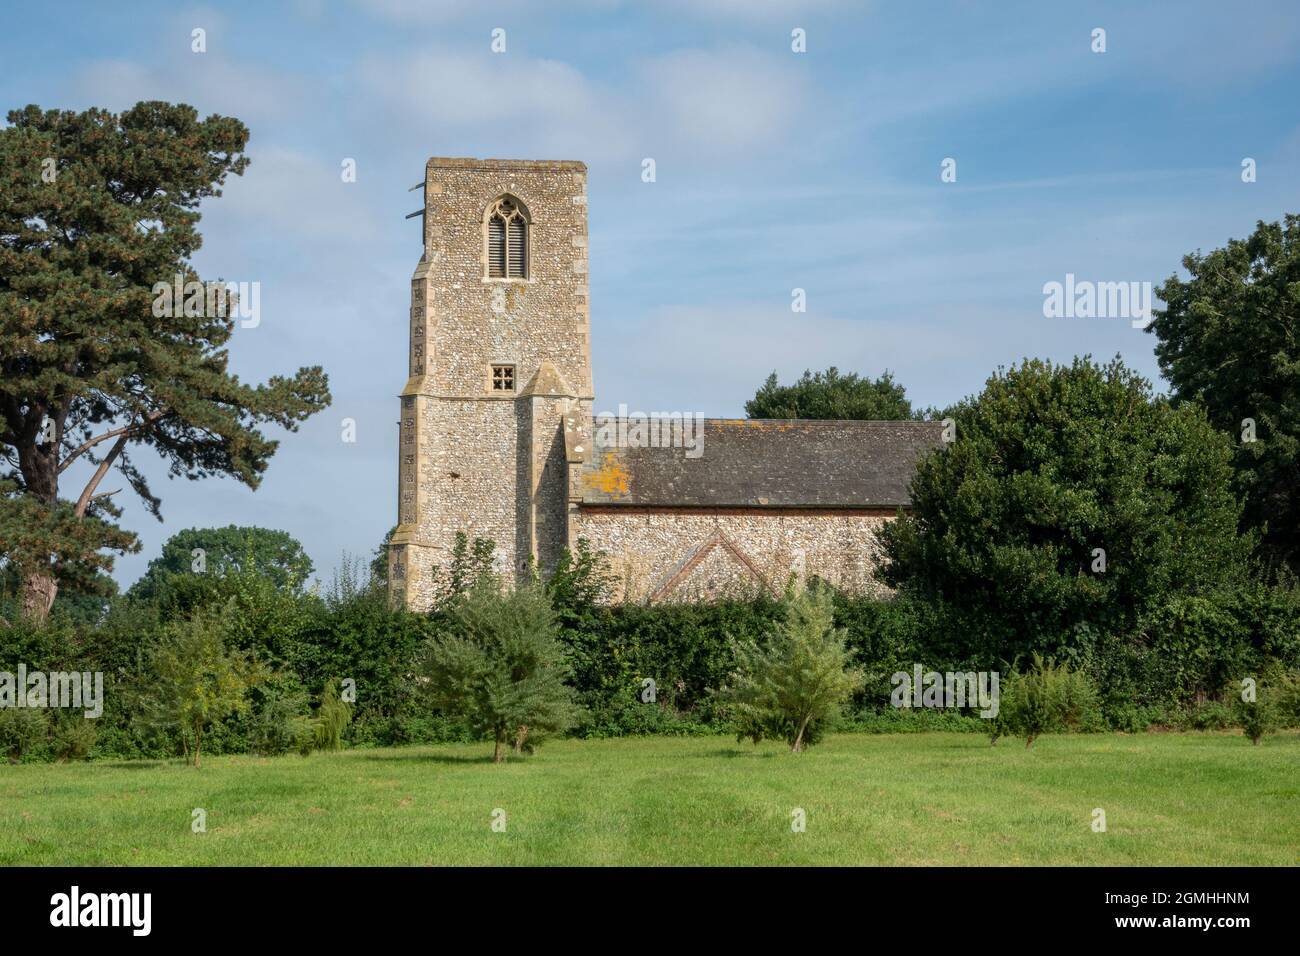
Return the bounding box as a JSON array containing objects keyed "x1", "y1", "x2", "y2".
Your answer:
[{"x1": 579, "y1": 418, "x2": 945, "y2": 508}]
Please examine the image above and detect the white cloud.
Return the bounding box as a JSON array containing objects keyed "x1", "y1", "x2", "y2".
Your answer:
[
  {"x1": 637, "y1": 47, "x2": 807, "y2": 154},
  {"x1": 355, "y1": 44, "x2": 810, "y2": 165},
  {"x1": 355, "y1": 50, "x2": 635, "y2": 162},
  {"x1": 352, "y1": 0, "x2": 620, "y2": 24},
  {"x1": 74, "y1": 55, "x2": 310, "y2": 126},
  {"x1": 205, "y1": 145, "x2": 384, "y2": 243}
]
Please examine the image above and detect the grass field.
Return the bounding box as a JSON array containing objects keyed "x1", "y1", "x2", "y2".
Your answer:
[{"x1": 2, "y1": 732, "x2": 1296, "y2": 866}]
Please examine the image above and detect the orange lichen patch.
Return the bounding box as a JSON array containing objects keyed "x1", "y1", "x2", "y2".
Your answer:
[{"x1": 583, "y1": 452, "x2": 630, "y2": 496}]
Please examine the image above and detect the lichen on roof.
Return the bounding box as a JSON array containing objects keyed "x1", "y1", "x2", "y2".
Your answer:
[{"x1": 577, "y1": 418, "x2": 946, "y2": 508}]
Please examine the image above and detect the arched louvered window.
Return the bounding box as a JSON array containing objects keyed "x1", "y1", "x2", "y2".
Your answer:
[
  {"x1": 488, "y1": 215, "x2": 507, "y2": 277},
  {"x1": 507, "y1": 215, "x2": 526, "y2": 278},
  {"x1": 486, "y1": 197, "x2": 527, "y2": 279}
]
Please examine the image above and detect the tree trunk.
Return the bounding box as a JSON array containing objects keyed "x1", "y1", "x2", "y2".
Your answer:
[
  {"x1": 20, "y1": 569, "x2": 58, "y2": 621},
  {"x1": 493, "y1": 730, "x2": 505, "y2": 763},
  {"x1": 194, "y1": 728, "x2": 203, "y2": 768},
  {"x1": 15, "y1": 416, "x2": 62, "y2": 622},
  {"x1": 791, "y1": 714, "x2": 812, "y2": 753},
  {"x1": 13, "y1": 413, "x2": 157, "y2": 622}
]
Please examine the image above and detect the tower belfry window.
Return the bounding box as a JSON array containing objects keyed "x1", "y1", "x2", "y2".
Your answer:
[{"x1": 487, "y1": 197, "x2": 527, "y2": 279}]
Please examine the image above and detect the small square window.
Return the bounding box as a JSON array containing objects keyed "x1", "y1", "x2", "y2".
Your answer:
[{"x1": 491, "y1": 364, "x2": 515, "y2": 392}]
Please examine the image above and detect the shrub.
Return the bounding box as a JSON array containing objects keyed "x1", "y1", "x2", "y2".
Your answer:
[
  {"x1": 1141, "y1": 595, "x2": 1258, "y2": 704},
  {"x1": 880, "y1": 356, "x2": 1255, "y2": 667},
  {"x1": 995, "y1": 654, "x2": 1101, "y2": 747},
  {"x1": 50, "y1": 715, "x2": 96, "y2": 761},
  {"x1": 245, "y1": 678, "x2": 314, "y2": 757},
  {"x1": 716, "y1": 584, "x2": 865, "y2": 752},
  {"x1": 0, "y1": 707, "x2": 50, "y2": 762},
  {"x1": 834, "y1": 590, "x2": 940, "y2": 705},
  {"x1": 841, "y1": 707, "x2": 986, "y2": 734},
  {"x1": 574, "y1": 688, "x2": 717, "y2": 739},
  {"x1": 1267, "y1": 669, "x2": 1300, "y2": 727},
  {"x1": 1180, "y1": 700, "x2": 1236, "y2": 731},
  {"x1": 133, "y1": 607, "x2": 267, "y2": 766},
  {"x1": 292, "y1": 580, "x2": 432, "y2": 745},
  {"x1": 3, "y1": 518, "x2": 1296, "y2": 760},
  {"x1": 312, "y1": 677, "x2": 352, "y2": 752},
  {"x1": 559, "y1": 597, "x2": 781, "y2": 730},
  {"x1": 1235, "y1": 693, "x2": 1278, "y2": 745},
  {"x1": 419, "y1": 578, "x2": 580, "y2": 762},
  {"x1": 1102, "y1": 701, "x2": 1165, "y2": 733}
]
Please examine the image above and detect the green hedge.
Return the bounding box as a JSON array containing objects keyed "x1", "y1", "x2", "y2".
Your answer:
[{"x1": 2, "y1": 567, "x2": 1298, "y2": 761}]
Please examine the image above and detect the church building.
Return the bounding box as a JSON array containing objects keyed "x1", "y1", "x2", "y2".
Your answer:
[{"x1": 388, "y1": 158, "x2": 944, "y2": 609}]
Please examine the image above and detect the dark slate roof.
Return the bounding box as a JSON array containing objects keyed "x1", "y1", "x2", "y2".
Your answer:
[{"x1": 578, "y1": 419, "x2": 946, "y2": 508}]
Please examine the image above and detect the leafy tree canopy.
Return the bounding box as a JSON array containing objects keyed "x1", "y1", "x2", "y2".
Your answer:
[
  {"x1": 879, "y1": 356, "x2": 1255, "y2": 665},
  {"x1": 132, "y1": 606, "x2": 267, "y2": 766},
  {"x1": 0, "y1": 101, "x2": 331, "y2": 619},
  {"x1": 1150, "y1": 214, "x2": 1300, "y2": 571},
  {"x1": 128, "y1": 525, "x2": 315, "y2": 608},
  {"x1": 745, "y1": 367, "x2": 923, "y2": 420}
]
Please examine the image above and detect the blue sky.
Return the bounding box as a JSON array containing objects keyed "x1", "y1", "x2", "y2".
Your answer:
[{"x1": 3, "y1": 0, "x2": 1299, "y2": 589}]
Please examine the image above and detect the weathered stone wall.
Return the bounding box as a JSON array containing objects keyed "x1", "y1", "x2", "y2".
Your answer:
[
  {"x1": 417, "y1": 159, "x2": 592, "y2": 397},
  {"x1": 391, "y1": 158, "x2": 592, "y2": 610},
  {"x1": 573, "y1": 507, "x2": 898, "y2": 603},
  {"x1": 526, "y1": 397, "x2": 574, "y2": 578}
]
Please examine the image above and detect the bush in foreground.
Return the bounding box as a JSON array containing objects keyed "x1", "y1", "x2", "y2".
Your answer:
[
  {"x1": 419, "y1": 578, "x2": 580, "y2": 762},
  {"x1": 133, "y1": 609, "x2": 267, "y2": 766},
  {"x1": 716, "y1": 585, "x2": 865, "y2": 752},
  {"x1": 992, "y1": 654, "x2": 1101, "y2": 747}
]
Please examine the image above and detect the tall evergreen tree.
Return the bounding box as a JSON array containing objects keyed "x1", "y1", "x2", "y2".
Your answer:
[{"x1": 0, "y1": 102, "x2": 330, "y2": 619}]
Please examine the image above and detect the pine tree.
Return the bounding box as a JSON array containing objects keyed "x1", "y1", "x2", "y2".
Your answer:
[
  {"x1": 718, "y1": 584, "x2": 864, "y2": 752},
  {"x1": 0, "y1": 102, "x2": 331, "y2": 620},
  {"x1": 419, "y1": 578, "x2": 579, "y2": 762}
]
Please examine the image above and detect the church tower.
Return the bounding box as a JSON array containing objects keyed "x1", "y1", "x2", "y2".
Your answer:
[{"x1": 389, "y1": 158, "x2": 593, "y2": 609}]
